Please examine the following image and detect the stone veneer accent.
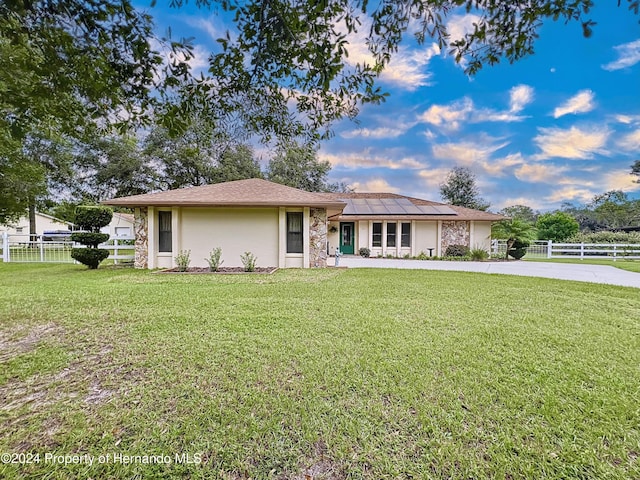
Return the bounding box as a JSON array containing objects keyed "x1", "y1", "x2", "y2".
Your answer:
[
  {"x1": 441, "y1": 221, "x2": 470, "y2": 252},
  {"x1": 134, "y1": 207, "x2": 149, "y2": 269},
  {"x1": 309, "y1": 208, "x2": 328, "y2": 267}
]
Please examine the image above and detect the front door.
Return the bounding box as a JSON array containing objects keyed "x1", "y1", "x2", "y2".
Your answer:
[{"x1": 340, "y1": 222, "x2": 355, "y2": 254}]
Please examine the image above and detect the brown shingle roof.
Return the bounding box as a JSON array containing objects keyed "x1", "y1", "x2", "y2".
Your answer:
[
  {"x1": 319, "y1": 192, "x2": 505, "y2": 221},
  {"x1": 104, "y1": 179, "x2": 347, "y2": 209}
]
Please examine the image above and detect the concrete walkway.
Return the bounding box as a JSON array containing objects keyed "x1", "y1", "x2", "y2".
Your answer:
[{"x1": 332, "y1": 256, "x2": 640, "y2": 289}]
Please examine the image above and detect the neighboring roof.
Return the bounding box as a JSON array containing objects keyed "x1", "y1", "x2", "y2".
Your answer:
[
  {"x1": 36, "y1": 212, "x2": 74, "y2": 226},
  {"x1": 320, "y1": 192, "x2": 505, "y2": 221},
  {"x1": 104, "y1": 179, "x2": 347, "y2": 209}
]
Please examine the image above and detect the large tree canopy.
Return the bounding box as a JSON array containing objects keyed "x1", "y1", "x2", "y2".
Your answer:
[
  {"x1": 173, "y1": 0, "x2": 640, "y2": 139},
  {"x1": 439, "y1": 166, "x2": 490, "y2": 211}
]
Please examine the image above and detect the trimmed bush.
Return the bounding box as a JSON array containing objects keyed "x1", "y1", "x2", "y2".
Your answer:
[
  {"x1": 70, "y1": 248, "x2": 110, "y2": 269},
  {"x1": 508, "y1": 239, "x2": 530, "y2": 260},
  {"x1": 74, "y1": 206, "x2": 113, "y2": 230},
  {"x1": 71, "y1": 205, "x2": 113, "y2": 269},
  {"x1": 70, "y1": 232, "x2": 110, "y2": 248},
  {"x1": 445, "y1": 244, "x2": 470, "y2": 257},
  {"x1": 359, "y1": 247, "x2": 371, "y2": 258},
  {"x1": 567, "y1": 231, "x2": 640, "y2": 244}
]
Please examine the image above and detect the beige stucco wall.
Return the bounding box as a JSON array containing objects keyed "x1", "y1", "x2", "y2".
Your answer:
[
  {"x1": 179, "y1": 207, "x2": 280, "y2": 268},
  {"x1": 414, "y1": 222, "x2": 439, "y2": 256},
  {"x1": 471, "y1": 221, "x2": 493, "y2": 251},
  {"x1": 357, "y1": 222, "x2": 369, "y2": 252},
  {"x1": 327, "y1": 221, "x2": 340, "y2": 255}
]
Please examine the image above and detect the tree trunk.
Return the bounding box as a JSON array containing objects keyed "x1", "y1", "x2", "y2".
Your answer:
[
  {"x1": 29, "y1": 202, "x2": 37, "y2": 243},
  {"x1": 505, "y1": 238, "x2": 515, "y2": 260}
]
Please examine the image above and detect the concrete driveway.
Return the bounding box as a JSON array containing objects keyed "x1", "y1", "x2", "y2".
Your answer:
[{"x1": 333, "y1": 257, "x2": 640, "y2": 289}]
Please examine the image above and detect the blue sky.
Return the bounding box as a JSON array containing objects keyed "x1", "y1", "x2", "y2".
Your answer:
[{"x1": 145, "y1": 2, "x2": 640, "y2": 212}]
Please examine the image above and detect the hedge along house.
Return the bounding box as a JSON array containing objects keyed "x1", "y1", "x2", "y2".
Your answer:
[
  {"x1": 318, "y1": 192, "x2": 505, "y2": 258},
  {"x1": 105, "y1": 178, "x2": 346, "y2": 269},
  {"x1": 105, "y1": 178, "x2": 504, "y2": 269}
]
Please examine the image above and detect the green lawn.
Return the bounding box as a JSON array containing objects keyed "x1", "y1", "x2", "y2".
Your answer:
[
  {"x1": 1, "y1": 264, "x2": 638, "y2": 479},
  {"x1": 525, "y1": 257, "x2": 640, "y2": 273}
]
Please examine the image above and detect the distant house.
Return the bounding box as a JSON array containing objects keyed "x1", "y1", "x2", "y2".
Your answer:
[
  {"x1": 101, "y1": 212, "x2": 135, "y2": 238},
  {"x1": 105, "y1": 178, "x2": 504, "y2": 269},
  {"x1": 0, "y1": 212, "x2": 73, "y2": 237}
]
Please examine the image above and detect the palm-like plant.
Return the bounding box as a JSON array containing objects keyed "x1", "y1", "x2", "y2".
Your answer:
[{"x1": 492, "y1": 219, "x2": 538, "y2": 260}]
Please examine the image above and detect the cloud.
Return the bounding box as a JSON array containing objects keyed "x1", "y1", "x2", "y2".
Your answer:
[
  {"x1": 603, "y1": 171, "x2": 640, "y2": 192},
  {"x1": 618, "y1": 129, "x2": 640, "y2": 151},
  {"x1": 553, "y1": 90, "x2": 595, "y2": 118},
  {"x1": 532, "y1": 126, "x2": 609, "y2": 160},
  {"x1": 319, "y1": 149, "x2": 424, "y2": 170},
  {"x1": 184, "y1": 17, "x2": 223, "y2": 42},
  {"x1": 514, "y1": 163, "x2": 568, "y2": 183},
  {"x1": 418, "y1": 97, "x2": 473, "y2": 130},
  {"x1": 613, "y1": 114, "x2": 640, "y2": 125},
  {"x1": 496, "y1": 196, "x2": 547, "y2": 210},
  {"x1": 351, "y1": 178, "x2": 400, "y2": 193},
  {"x1": 545, "y1": 187, "x2": 595, "y2": 203},
  {"x1": 342, "y1": 18, "x2": 438, "y2": 90},
  {"x1": 431, "y1": 138, "x2": 509, "y2": 165},
  {"x1": 481, "y1": 153, "x2": 525, "y2": 177},
  {"x1": 340, "y1": 121, "x2": 414, "y2": 139},
  {"x1": 509, "y1": 85, "x2": 534, "y2": 113},
  {"x1": 602, "y1": 39, "x2": 640, "y2": 71},
  {"x1": 418, "y1": 168, "x2": 455, "y2": 189}
]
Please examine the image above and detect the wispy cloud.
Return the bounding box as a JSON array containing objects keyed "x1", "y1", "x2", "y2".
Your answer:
[
  {"x1": 418, "y1": 168, "x2": 456, "y2": 189},
  {"x1": 604, "y1": 170, "x2": 640, "y2": 191},
  {"x1": 514, "y1": 163, "x2": 568, "y2": 183},
  {"x1": 509, "y1": 85, "x2": 535, "y2": 113},
  {"x1": 418, "y1": 98, "x2": 473, "y2": 131},
  {"x1": 602, "y1": 39, "x2": 640, "y2": 71},
  {"x1": 184, "y1": 17, "x2": 223, "y2": 42},
  {"x1": 351, "y1": 178, "x2": 401, "y2": 193},
  {"x1": 532, "y1": 126, "x2": 609, "y2": 160},
  {"x1": 553, "y1": 90, "x2": 595, "y2": 118},
  {"x1": 319, "y1": 149, "x2": 424, "y2": 170},
  {"x1": 431, "y1": 137, "x2": 509, "y2": 165},
  {"x1": 618, "y1": 129, "x2": 640, "y2": 151},
  {"x1": 545, "y1": 187, "x2": 595, "y2": 203},
  {"x1": 340, "y1": 119, "x2": 416, "y2": 139},
  {"x1": 481, "y1": 153, "x2": 525, "y2": 176}
]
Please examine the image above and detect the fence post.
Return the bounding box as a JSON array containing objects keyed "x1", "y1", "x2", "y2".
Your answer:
[
  {"x1": 114, "y1": 238, "x2": 119, "y2": 265},
  {"x1": 2, "y1": 232, "x2": 8, "y2": 262},
  {"x1": 39, "y1": 236, "x2": 44, "y2": 262},
  {"x1": 613, "y1": 245, "x2": 617, "y2": 262},
  {"x1": 547, "y1": 240, "x2": 552, "y2": 258},
  {"x1": 580, "y1": 243, "x2": 584, "y2": 260}
]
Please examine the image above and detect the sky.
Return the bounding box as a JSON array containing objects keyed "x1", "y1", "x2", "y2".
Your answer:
[{"x1": 142, "y1": 2, "x2": 640, "y2": 212}]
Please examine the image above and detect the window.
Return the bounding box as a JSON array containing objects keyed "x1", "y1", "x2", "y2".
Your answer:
[
  {"x1": 372, "y1": 222, "x2": 382, "y2": 247},
  {"x1": 158, "y1": 211, "x2": 172, "y2": 252},
  {"x1": 287, "y1": 212, "x2": 303, "y2": 253},
  {"x1": 386, "y1": 223, "x2": 397, "y2": 247},
  {"x1": 401, "y1": 223, "x2": 411, "y2": 247}
]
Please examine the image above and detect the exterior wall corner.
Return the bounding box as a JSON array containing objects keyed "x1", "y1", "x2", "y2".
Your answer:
[
  {"x1": 133, "y1": 207, "x2": 149, "y2": 269},
  {"x1": 309, "y1": 208, "x2": 328, "y2": 267}
]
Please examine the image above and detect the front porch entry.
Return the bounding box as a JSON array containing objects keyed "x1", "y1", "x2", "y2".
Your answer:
[{"x1": 339, "y1": 222, "x2": 355, "y2": 254}]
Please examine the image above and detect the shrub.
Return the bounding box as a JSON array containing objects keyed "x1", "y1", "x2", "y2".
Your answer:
[
  {"x1": 415, "y1": 251, "x2": 429, "y2": 260},
  {"x1": 74, "y1": 206, "x2": 113, "y2": 230},
  {"x1": 470, "y1": 248, "x2": 489, "y2": 261},
  {"x1": 71, "y1": 205, "x2": 113, "y2": 269},
  {"x1": 445, "y1": 244, "x2": 470, "y2": 257},
  {"x1": 508, "y1": 239, "x2": 529, "y2": 260},
  {"x1": 359, "y1": 247, "x2": 371, "y2": 258},
  {"x1": 567, "y1": 231, "x2": 640, "y2": 244},
  {"x1": 70, "y1": 232, "x2": 110, "y2": 248},
  {"x1": 240, "y1": 251, "x2": 257, "y2": 272},
  {"x1": 536, "y1": 212, "x2": 579, "y2": 241},
  {"x1": 175, "y1": 250, "x2": 191, "y2": 272},
  {"x1": 70, "y1": 249, "x2": 110, "y2": 269},
  {"x1": 205, "y1": 247, "x2": 223, "y2": 272}
]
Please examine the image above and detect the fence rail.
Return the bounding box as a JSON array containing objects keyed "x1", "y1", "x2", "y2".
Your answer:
[
  {"x1": 491, "y1": 239, "x2": 640, "y2": 260},
  {"x1": 1, "y1": 233, "x2": 134, "y2": 264}
]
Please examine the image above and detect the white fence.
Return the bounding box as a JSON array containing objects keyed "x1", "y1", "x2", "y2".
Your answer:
[
  {"x1": 1, "y1": 233, "x2": 135, "y2": 264},
  {"x1": 491, "y1": 239, "x2": 640, "y2": 261}
]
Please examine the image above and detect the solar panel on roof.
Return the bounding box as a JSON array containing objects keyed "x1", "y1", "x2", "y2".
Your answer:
[{"x1": 340, "y1": 198, "x2": 457, "y2": 215}]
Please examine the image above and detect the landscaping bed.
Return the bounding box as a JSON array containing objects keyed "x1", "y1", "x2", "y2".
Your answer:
[{"x1": 158, "y1": 266, "x2": 278, "y2": 274}]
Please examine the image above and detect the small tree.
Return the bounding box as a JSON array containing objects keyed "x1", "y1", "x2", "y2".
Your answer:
[
  {"x1": 492, "y1": 219, "x2": 537, "y2": 260},
  {"x1": 439, "y1": 167, "x2": 490, "y2": 211},
  {"x1": 70, "y1": 206, "x2": 112, "y2": 269},
  {"x1": 536, "y1": 212, "x2": 579, "y2": 242}
]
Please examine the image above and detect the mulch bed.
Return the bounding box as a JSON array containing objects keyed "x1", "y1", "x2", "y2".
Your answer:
[{"x1": 157, "y1": 267, "x2": 278, "y2": 274}]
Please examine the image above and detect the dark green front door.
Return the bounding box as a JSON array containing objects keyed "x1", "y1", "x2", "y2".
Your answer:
[{"x1": 340, "y1": 222, "x2": 355, "y2": 254}]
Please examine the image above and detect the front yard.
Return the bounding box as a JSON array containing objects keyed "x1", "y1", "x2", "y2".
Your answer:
[{"x1": 0, "y1": 264, "x2": 638, "y2": 479}]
